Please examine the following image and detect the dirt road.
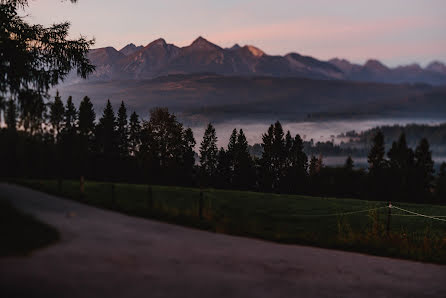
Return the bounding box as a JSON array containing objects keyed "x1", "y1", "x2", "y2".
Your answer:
[{"x1": 1, "y1": 183, "x2": 445, "y2": 298}]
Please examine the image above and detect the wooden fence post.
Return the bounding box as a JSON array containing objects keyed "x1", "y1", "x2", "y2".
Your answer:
[
  {"x1": 147, "y1": 185, "x2": 153, "y2": 211},
  {"x1": 199, "y1": 190, "x2": 204, "y2": 220},
  {"x1": 386, "y1": 201, "x2": 392, "y2": 236},
  {"x1": 80, "y1": 176, "x2": 85, "y2": 197},
  {"x1": 57, "y1": 178, "x2": 63, "y2": 194},
  {"x1": 111, "y1": 183, "x2": 116, "y2": 208}
]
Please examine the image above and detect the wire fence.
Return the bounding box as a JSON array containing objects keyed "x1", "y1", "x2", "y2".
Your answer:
[{"x1": 289, "y1": 203, "x2": 446, "y2": 223}]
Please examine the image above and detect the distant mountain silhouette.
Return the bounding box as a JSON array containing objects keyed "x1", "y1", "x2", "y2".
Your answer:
[{"x1": 82, "y1": 37, "x2": 446, "y2": 85}]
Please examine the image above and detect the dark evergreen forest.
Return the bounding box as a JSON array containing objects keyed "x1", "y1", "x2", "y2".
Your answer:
[{"x1": 1, "y1": 93, "x2": 445, "y2": 204}]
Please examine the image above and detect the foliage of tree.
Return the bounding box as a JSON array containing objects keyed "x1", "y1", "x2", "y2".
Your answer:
[
  {"x1": 1, "y1": 97, "x2": 445, "y2": 204},
  {"x1": 199, "y1": 123, "x2": 218, "y2": 186},
  {"x1": 0, "y1": 0, "x2": 94, "y2": 98}
]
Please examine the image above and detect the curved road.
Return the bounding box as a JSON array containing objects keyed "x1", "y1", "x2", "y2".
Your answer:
[{"x1": 1, "y1": 183, "x2": 445, "y2": 298}]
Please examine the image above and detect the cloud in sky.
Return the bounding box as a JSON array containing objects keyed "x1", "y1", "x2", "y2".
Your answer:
[{"x1": 25, "y1": 0, "x2": 446, "y2": 67}]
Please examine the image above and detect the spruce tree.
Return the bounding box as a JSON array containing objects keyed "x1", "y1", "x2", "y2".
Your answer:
[
  {"x1": 368, "y1": 130, "x2": 386, "y2": 172},
  {"x1": 5, "y1": 99, "x2": 17, "y2": 132},
  {"x1": 78, "y1": 96, "x2": 96, "y2": 138},
  {"x1": 216, "y1": 147, "x2": 231, "y2": 189},
  {"x1": 414, "y1": 138, "x2": 434, "y2": 198},
  {"x1": 49, "y1": 91, "x2": 65, "y2": 140},
  {"x1": 116, "y1": 101, "x2": 129, "y2": 157},
  {"x1": 181, "y1": 128, "x2": 196, "y2": 185},
  {"x1": 128, "y1": 111, "x2": 141, "y2": 156},
  {"x1": 64, "y1": 96, "x2": 77, "y2": 134},
  {"x1": 60, "y1": 95, "x2": 78, "y2": 179},
  {"x1": 233, "y1": 129, "x2": 255, "y2": 189},
  {"x1": 0, "y1": 95, "x2": 5, "y2": 125},
  {"x1": 309, "y1": 155, "x2": 319, "y2": 176},
  {"x1": 259, "y1": 124, "x2": 274, "y2": 191},
  {"x1": 388, "y1": 133, "x2": 416, "y2": 201},
  {"x1": 199, "y1": 123, "x2": 218, "y2": 186},
  {"x1": 77, "y1": 96, "x2": 96, "y2": 177},
  {"x1": 344, "y1": 156, "x2": 354, "y2": 171},
  {"x1": 97, "y1": 100, "x2": 117, "y2": 156},
  {"x1": 436, "y1": 162, "x2": 446, "y2": 203}
]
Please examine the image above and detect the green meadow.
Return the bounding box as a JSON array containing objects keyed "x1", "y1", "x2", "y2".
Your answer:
[{"x1": 11, "y1": 179, "x2": 446, "y2": 263}]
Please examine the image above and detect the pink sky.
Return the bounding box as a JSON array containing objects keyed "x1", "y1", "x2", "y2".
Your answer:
[{"x1": 25, "y1": 0, "x2": 446, "y2": 67}]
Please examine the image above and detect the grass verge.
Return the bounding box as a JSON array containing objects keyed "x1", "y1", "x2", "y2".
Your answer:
[
  {"x1": 0, "y1": 197, "x2": 59, "y2": 257},
  {"x1": 12, "y1": 179, "x2": 446, "y2": 264}
]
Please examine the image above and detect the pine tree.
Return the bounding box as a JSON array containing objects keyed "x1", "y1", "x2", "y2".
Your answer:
[
  {"x1": 259, "y1": 124, "x2": 274, "y2": 191},
  {"x1": 216, "y1": 147, "x2": 231, "y2": 189},
  {"x1": 181, "y1": 128, "x2": 196, "y2": 185},
  {"x1": 414, "y1": 138, "x2": 434, "y2": 198},
  {"x1": 78, "y1": 96, "x2": 96, "y2": 138},
  {"x1": 388, "y1": 133, "x2": 414, "y2": 170},
  {"x1": 128, "y1": 111, "x2": 141, "y2": 156},
  {"x1": 77, "y1": 96, "x2": 96, "y2": 177},
  {"x1": 49, "y1": 91, "x2": 65, "y2": 141},
  {"x1": 388, "y1": 133, "x2": 416, "y2": 201},
  {"x1": 368, "y1": 130, "x2": 386, "y2": 172},
  {"x1": 60, "y1": 95, "x2": 78, "y2": 179},
  {"x1": 140, "y1": 108, "x2": 187, "y2": 184},
  {"x1": 97, "y1": 100, "x2": 117, "y2": 156},
  {"x1": 5, "y1": 99, "x2": 17, "y2": 132},
  {"x1": 233, "y1": 129, "x2": 255, "y2": 189},
  {"x1": 63, "y1": 96, "x2": 77, "y2": 134},
  {"x1": 309, "y1": 155, "x2": 319, "y2": 176},
  {"x1": 199, "y1": 123, "x2": 218, "y2": 186},
  {"x1": 116, "y1": 101, "x2": 129, "y2": 157},
  {"x1": 344, "y1": 156, "x2": 354, "y2": 171},
  {"x1": 0, "y1": 95, "x2": 5, "y2": 125}
]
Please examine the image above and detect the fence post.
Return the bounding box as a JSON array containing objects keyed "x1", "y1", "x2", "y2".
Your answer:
[
  {"x1": 386, "y1": 201, "x2": 392, "y2": 236},
  {"x1": 57, "y1": 178, "x2": 63, "y2": 194},
  {"x1": 80, "y1": 176, "x2": 85, "y2": 197},
  {"x1": 147, "y1": 185, "x2": 153, "y2": 211},
  {"x1": 111, "y1": 183, "x2": 116, "y2": 208},
  {"x1": 199, "y1": 190, "x2": 204, "y2": 220}
]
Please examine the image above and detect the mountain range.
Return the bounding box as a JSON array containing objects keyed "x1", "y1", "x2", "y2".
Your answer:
[{"x1": 83, "y1": 36, "x2": 446, "y2": 85}]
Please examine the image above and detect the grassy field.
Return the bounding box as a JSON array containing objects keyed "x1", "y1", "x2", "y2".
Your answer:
[
  {"x1": 11, "y1": 179, "x2": 446, "y2": 263},
  {"x1": 0, "y1": 197, "x2": 59, "y2": 257}
]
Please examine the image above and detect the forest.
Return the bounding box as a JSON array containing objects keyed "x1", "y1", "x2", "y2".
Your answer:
[{"x1": 1, "y1": 92, "x2": 445, "y2": 204}]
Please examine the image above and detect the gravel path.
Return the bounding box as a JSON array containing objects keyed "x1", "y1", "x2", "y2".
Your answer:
[{"x1": 1, "y1": 183, "x2": 445, "y2": 298}]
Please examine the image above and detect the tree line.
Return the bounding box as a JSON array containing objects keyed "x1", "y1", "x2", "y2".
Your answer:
[{"x1": 1, "y1": 94, "x2": 445, "y2": 204}]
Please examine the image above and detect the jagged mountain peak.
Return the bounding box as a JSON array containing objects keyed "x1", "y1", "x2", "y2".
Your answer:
[
  {"x1": 146, "y1": 38, "x2": 167, "y2": 48},
  {"x1": 229, "y1": 43, "x2": 241, "y2": 50},
  {"x1": 426, "y1": 61, "x2": 446, "y2": 73},
  {"x1": 244, "y1": 45, "x2": 265, "y2": 57},
  {"x1": 119, "y1": 43, "x2": 143, "y2": 56},
  {"x1": 189, "y1": 36, "x2": 220, "y2": 50},
  {"x1": 364, "y1": 59, "x2": 388, "y2": 70}
]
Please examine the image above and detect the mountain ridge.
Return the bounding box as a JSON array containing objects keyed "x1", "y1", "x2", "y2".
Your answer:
[{"x1": 84, "y1": 37, "x2": 446, "y2": 85}]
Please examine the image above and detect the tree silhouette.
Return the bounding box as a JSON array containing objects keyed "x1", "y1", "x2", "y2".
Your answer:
[
  {"x1": 199, "y1": 123, "x2": 218, "y2": 186},
  {"x1": 0, "y1": 1, "x2": 94, "y2": 98},
  {"x1": 63, "y1": 96, "x2": 77, "y2": 134},
  {"x1": 77, "y1": 96, "x2": 95, "y2": 178},
  {"x1": 5, "y1": 99, "x2": 17, "y2": 132},
  {"x1": 368, "y1": 130, "x2": 386, "y2": 172},
  {"x1": 344, "y1": 156, "x2": 354, "y2": 171},
  {"x1": 436, "y1": 162, "x2": 446, "y2": 203},
  {"x1": 283, "y1": 133, "x2": 308, "y2": 193},
  {"x1": 49, "y1": 91, "x2": 65, "y2": 141},
  {"x1": 116, "y1": 101, "x2": 129, "y2": 158},
  {"x1": 233, "y1": 129, "x2": 255, "y2": 189},
  {"x1": 414, "y1": 138, "x2": 434, "y2": 200},
  {"x1": 388, "y1": 133, "x2": 416, "y2": 201},
  {"x1": 216, "y1": 147, "x2": 231, "y2": 189},
  {"x1": 78, "y1": 96, "x2": 96, "y2": 138},
  {"x1": 140, "y1": 108, "x2": 188, "y2": 184},
  {"x1": 128, "y1": 111, "x2": 141, "y2": 157}
]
